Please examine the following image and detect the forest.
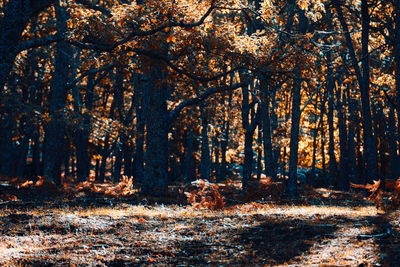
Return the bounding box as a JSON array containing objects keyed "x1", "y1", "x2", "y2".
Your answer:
[{"x1": 1, "y1": 0, "x2": 400, "y2": 265}]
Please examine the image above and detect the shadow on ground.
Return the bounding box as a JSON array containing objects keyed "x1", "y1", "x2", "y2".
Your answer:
[{"x1": 371, "y1": 215, "x2": 400, "y2": 266}]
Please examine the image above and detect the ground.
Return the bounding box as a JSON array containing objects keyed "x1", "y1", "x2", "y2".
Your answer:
[{"x1": 0, "y1": 187, "x2": 399, "y2": 266}]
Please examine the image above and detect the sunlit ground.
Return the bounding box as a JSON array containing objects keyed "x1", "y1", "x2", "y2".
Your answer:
[{"x1": 0, "y1": 201, "x2": 396, "y2": 266}]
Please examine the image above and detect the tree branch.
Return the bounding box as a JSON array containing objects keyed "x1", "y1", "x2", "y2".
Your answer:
[
  {"x1": 169, "y1": 79, "x2": 253, "y2": 122},
  {"x1": 16, "y1": 33, "x2": 63, "y2": 52},
  {"x1": 74, "y1": 0, "x2": 111, "y2": 17}
]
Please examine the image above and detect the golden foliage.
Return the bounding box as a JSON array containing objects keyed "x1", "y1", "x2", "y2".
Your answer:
[
  {"x1": 351, "y1": 179, "x2": 400, "y2": 210},
  {"x1": 184, "y1": 179, "x2": 225, "y2": 210}
]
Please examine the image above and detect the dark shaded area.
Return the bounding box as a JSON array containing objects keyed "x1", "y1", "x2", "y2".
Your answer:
[
  {"x1": 371, "y1": 215, "x2": 400, "y2": 266},
  {"x1": 235, "y1": 218, "x2": 338, "y2": 265}
]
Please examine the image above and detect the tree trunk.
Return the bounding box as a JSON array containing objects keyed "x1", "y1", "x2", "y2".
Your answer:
[
  {"x1": 220, "y1": 91, "x2": 232, "y2": 181},
  {"x1": 43, "y1": 1, "x2": 71, "y2": 185},
  {"x1": 394, "y1": 0, "x2": 400, "y2": 161},
  {"x1": 142, "y1": 65, "x2": 169, "y2": 196},
  {"x1": 326, "y1": 51, "x2": 338, "y2": 186},
  {"x1": 346, "y1": 83, "x2": 358, "y2": 184},
  {"x1": 184, "y1": 128, "x2": 194, "y2": 183},
  {"x1": 335, "y1": 1, "x2": 378, "y2": 182},
  {"x1": 241, "y1": 82, "x2": 258, "y2": 190},
  {"x1": 200, "y1": 102, "x2": 211, "y2": 180},
  {"x1": 336, "y1": 81, "x2": 348, "y2": 190},
  {"x1": 75, "y1": 70, "x2": 94, "y2": 182},
  {"x1": 260, "y1": 76, "x2": 277, "y2": 181},
  {"x1": 0, "y1": 0, "x2": 52, "y2": 92},
  {"x1": 388, "y1": 106, "x2": 399, "y2": 179},
  {"x1": 287, "y1": 73, "x2": 301, "y2": 197},
  {"x1": 134, "y1": 74, "x2": 145, "y2": 185}
]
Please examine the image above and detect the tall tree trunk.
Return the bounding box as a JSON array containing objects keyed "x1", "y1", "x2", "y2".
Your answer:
[
  {"x1": 184, "y1": 128, "x2": 194, "y2": 183},
  {"x1": 200, "y1": 102, "x2": 211, "y2": 180},
  {"x1": 142, "y1": 65, "x2": 169, "y2": 196},
  {"x1": 0, "y1": 0, "x2": 52, "y2": 92},
  {"x1": 320, "y1": 95, "x2": 327, "y2": 180},
  {"x1": 287, "y1": 73, "x2": 301, "y2": 197},
  {"x1": 43, "y1": 0, "x2": 70, "y2": 185},
  {"x1": 256, "y1": 126, "x2": 262, "y2": 180},
  {"x1": 134, "y1": 74, "x2": 145, "y2": 185},
  {"x1": 326, "y1": 51, "x2": 338, "y2": 186},
  {"x1": 286, "y1": 8, "x2": 308, "y2": 197},
  {"x1": 394, "y1": 0, "x2": 400, "y2": 159},
  {"x1": 336, "y1": 81, "x2": 348, "y2": 190},
  {"x1": 260, "y1": 76, "x2": 277, "y2": 180},
  {"x1": 241, "y1": 82, "x2": 258, "y2": 190},
  {"x1": 346, "y1": 83, "x2": 358, "y2": 184},
  {"x1": 75, "y1": 69, "x2": 94, "y2": 182},
  {"x1": 220, "y1": 91, "x2": 232, "y2": 181},
  {"x1": 334, "y1": 1, "x2": 378, "y2": 182},
  {"x1": 388, "y1": 106, "x2": 398, "y2": 179}
]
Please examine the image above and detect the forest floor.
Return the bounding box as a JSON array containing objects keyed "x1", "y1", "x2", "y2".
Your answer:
[{"x1": 0, "y1": 184, "x2": 399, "y2": 266}]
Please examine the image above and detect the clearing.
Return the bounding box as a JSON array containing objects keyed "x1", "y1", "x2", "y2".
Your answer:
[{"x1": 0, "y1": 190, "x2": 399, "y2": 266}]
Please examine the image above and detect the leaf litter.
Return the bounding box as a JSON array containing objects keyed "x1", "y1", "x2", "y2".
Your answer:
[{"x1": 0, "y1": 190, "x2": 398, "y2": 266}]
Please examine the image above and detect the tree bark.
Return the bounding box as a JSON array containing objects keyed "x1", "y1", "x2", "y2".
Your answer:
[
  {"x1": 200, "y1": 102, "x2": 211, "y2": 180},
  {"x1": 142, "y1": 65, "x2": 169, "y2": 196},
  {"x1": 326, "y1": 51, "x2": 338, "y2": 186},
  {"x1": 334, "y1": 0, "x2": 378, "y2": 182},
  {"x1": 43, "y1": 0, "x2": 70, "y2": 185},
  {"x1": 260, "y1": 76, "x2": 277, "y2": 180}
]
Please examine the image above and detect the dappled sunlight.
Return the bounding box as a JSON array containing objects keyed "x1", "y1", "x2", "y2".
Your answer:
[{"x1": 0, "y1": 201, "x2": 386, "y2": 266}]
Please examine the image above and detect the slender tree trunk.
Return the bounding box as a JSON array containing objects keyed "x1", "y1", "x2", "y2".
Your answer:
[
  {"x1": 184, "y1": 128, "x2": 194, "y2": 183},
  {"x1": 256, "y1": 126, "x2": 262, "y2": 180},
  {"x1": 388, "y1": 106, "x2": 398, "y2": 179},
  {"x1": 134, "y1": 74, "x2": 145, "y2": 185},
  {"x1": 220, "y1": 91, "x2": 232, "y2": 181},
  {"x1": 326, "y1": 51, "x2": 338, "y2": 186},
  {"x1": 335, "y1": 1, "x2": 378, "y2": 182},
  {"x1": 200, "y1": 102, "x2": 211, "y2": 180},
  {"x1": 394, "y1": 0, "x2": 400, "y2": 159},
  {"x1": 337, "y1": 82, "x2": 349, "y2": 190},
  {"x1": 286, "y1": 8, "x2": 308, "y2": 197},
  {"x1": 75, "y1": 70, "x2": 94, "y2": 182},
  {"x1": 345, "y1": 83, "x2": 358, "y2": 184},
  {"x1": 287, "y1": 73, "x2": 301, "y2": 196},
  {"x1": 319, "y1": 93, "x2": 327, "y2": 180},
  {"x1": 241, "y1": 82, "x2": 258, "y2": 190},
  {"x1": 113, "y1": 138, "x2": 123, "y2": 183},
  {"x1": 98, "y1": 134, "x2": 110, "y2": 183},
  {"x1": 261, "y1": 76, "x2": 277, "y2": 181}
]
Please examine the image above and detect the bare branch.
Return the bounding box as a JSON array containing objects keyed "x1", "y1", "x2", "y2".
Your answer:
[
  {"x1": 169, "y1": 78, "x2": 253, "y2": 122},
  {"x1": 16, "y1": 33, "x2": 63, "y2": 52},
  {"x1": 74, "y1": 0, "x2": 111, "y2": 17}
]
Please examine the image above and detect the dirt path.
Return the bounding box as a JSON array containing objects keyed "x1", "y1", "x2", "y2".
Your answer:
[{"x1": 1, "y1": 200, "x2": 397, "y2": 266}]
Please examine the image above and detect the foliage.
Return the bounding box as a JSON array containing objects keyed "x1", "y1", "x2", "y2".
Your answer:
[
  {"x1": 351, "y1": 179, "x2": 400, "y2": 210},
  {"x1": 184, "y1": 179, "x2": 225, "y2": 210}
]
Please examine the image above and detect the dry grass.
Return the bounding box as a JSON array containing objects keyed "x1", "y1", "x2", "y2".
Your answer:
[{"x1": 0, "y1": 194, "x2": 396, "y2": 266}]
